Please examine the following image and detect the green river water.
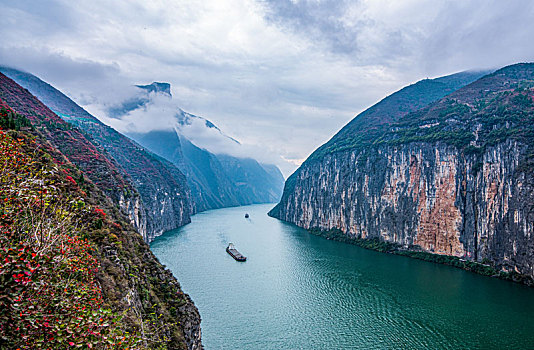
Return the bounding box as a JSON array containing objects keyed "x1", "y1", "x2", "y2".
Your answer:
[{"x1": 151, "y1": 204, "x2": 534, "y2": 349}]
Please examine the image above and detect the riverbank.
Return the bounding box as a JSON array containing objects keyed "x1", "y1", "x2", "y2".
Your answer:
[{"x1": 307, "y1": 228, "x2": 534, "y2": 287}]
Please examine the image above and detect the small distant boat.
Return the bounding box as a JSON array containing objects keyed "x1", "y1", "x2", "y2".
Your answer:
[
  {"x1": 226, "y1": 243, "x2": 247, "y2": 261},
  {"x1": 245, "y1": 213, "x2": 250, "y2": 218}
]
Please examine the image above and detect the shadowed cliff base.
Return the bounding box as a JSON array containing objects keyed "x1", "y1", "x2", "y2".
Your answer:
[{"x1": 303, "y1": 227, "x2": 534, "y2": 287}]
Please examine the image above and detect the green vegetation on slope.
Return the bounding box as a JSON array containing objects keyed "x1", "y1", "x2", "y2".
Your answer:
[
  {"x1": 308, "y1": 70, "x2": 490, "y2": 162},
  {"x1": 0, "y1": 106, "x2": 32, "y2": 130},
  {"x1": 0, "y1": 129, "x2": 144, "y2": 348},
  {"x1": 0, "y1": 100, "x2": 200, "y2": 348},
  {"x1": 321, "y1": 64, "x2": 534, "y2": 158}
]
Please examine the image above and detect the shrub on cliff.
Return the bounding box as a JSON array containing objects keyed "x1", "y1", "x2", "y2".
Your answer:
[{"x1": 0, "y1": 130, "x2": 143, "y2": 349}]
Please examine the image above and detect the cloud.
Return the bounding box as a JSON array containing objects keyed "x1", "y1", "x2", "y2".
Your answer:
[
  {"x1": 260, "y1": 0, "x2": 364, "y2": 54},
  {"x1": 260, "y1": 1, "x2": 534, "y2": 72},
  {"x1": 98, "y1": 92, "x2": 178, "y2": 133},
  {"x1": 0, "y1": 47, "x2": 132, "y2": 106},
  {"x1": 1, "y1": 0, "x2": 533, "y2": 177},
  {"x1": 100, "y1": 88, "x2": 294, "y2": 174}
]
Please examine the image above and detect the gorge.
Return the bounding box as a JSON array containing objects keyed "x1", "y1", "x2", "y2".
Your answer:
[{"x1": 2, "y1": 2, "x2": 534, "y2": 349}]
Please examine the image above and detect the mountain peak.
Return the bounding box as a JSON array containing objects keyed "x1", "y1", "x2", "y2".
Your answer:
[{"x1": 136, "y1": 82, "x2": 172, "y2": 96}]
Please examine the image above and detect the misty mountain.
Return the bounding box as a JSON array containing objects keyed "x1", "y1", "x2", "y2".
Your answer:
[
  {"x1": 128, "y1": 128, "x2": 284, "y2": 212},
  {"x1": 107, "y1": 82, "x2": 171, "y2": 118},
  {"x1": 0, "y1": 66, "x2": 192, "y2": 242},
  {"x1": 113, "y1": 82, "x2": 284, "y2": 211},
  {"x1": 117, "y1": 82, "x2": 242, "y2": 144},
  {"x1": 1, "y1": 65, "x2": 284, "y2": 213}
]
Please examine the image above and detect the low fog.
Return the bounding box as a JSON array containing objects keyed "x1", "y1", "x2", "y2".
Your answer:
[{"x1": 99, "y1": 87, "x2": 292, "y2": 171}]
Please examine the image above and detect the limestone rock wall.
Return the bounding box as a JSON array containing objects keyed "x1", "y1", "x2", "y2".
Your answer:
[{"x1": 271, "y1": 140, "x2": 534, "y2": 279}]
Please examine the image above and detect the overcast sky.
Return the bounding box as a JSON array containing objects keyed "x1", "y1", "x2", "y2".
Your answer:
[{"x1": 1, "y1": 0, "x2": 533, "y2": 176}]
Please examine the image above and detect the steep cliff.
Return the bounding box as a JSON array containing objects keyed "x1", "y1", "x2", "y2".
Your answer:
[
  {"x1": 0, "y1": 67, "x2": 192, "y2": 242},
  {"x1": 271, "y1": 63, "x2": 534, "y2": 283},
  {"x1": 0, "y1": 101, "x2": 201, "y2": 349},
  {"x1": 129, "y1": 128, "x2": 284, "y2": 212}
]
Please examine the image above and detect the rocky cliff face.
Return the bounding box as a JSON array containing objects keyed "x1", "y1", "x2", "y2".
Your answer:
[
  {"x1": 119, "y1": 191, "x2": 148, "y2": 238},
  {"x1": 271, "y1": 63, "x2": 534, "y2": 282},
  {"x1": 272, "y1": 140, "x2": 533, "y2": 278},
  {"x1": 77, "y1": 119, "x2": 192, "y2": 242},
  {"x1": 129, "y1": 129, "x2": 284, "y2": 213}
]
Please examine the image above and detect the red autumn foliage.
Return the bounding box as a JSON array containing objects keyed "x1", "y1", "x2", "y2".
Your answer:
[
  {"x1": 65, "y1": 175, "x2": 77, "y2": 186},
  {"x1": 0, "y1": 74, "x2": 133, "y2": 204},
  {"x1": 94, "y1": 208, "x2": 106, "y2": 217},
  {"x1": 0, "y1": 131, "x2": 142, "y2": 349}
]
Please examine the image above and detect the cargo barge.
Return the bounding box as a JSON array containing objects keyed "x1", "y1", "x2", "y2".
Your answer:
[{"x1": 226, "y1": 243, "x2": 247, "y2": 261}]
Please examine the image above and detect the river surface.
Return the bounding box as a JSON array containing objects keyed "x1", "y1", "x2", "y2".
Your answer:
[{"x1": 151, "y1": 204, "x2": 534, "y2": 349}]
